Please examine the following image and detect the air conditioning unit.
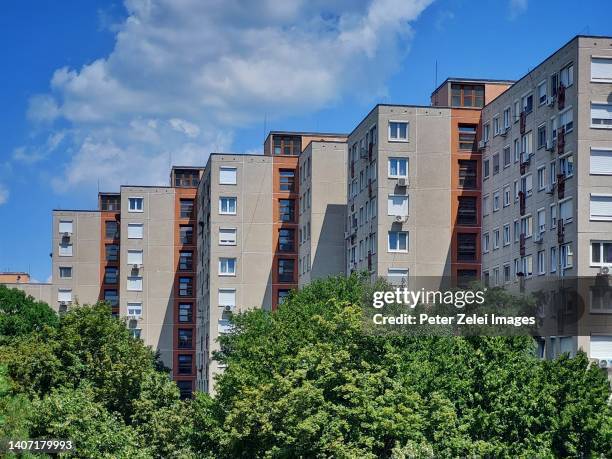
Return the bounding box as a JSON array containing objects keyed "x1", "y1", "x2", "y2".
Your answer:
[
  {"x1": 397, "y1": 178, "x2": 408, "y2": 187},
  {"x1": 534, "y1": 232, "x2": 544, "y2": 243},
  {"x1": 547, "y1": 96, "x2": 555, "y2": 107},
  {"x1": 545, "y1": 183, "x2": 556, "y2": 194},
  {"x1": 478, "y1": 140, "x2": 486, "y2": 149},
  {"x1": 501, "y1": 127, "x2": 510, "y2": 137},
  {"x1": 520, "y1": 152, "x2": 531, "y2": 165},
  {"x1": 223, "y1": 305, "x2": 233, "y2": 312},
  {"x1": 599, "y1": 266, "x2": 610, "y2": 276},
  {"x1": 546, "y1": 139, "x2": 556, "y2": 152},
  {"x1": 598, "y1": 359, "x2": 611, "y2": 369},
  {"x1": 394, "y1": 215, "x2": 408, "y2": 223},
  {"x1": 62, "y1": 232, "x2": 71, "y2": 238},
  {"x1": 127, "y1": 314, "x2": 140, "y2": 320}
]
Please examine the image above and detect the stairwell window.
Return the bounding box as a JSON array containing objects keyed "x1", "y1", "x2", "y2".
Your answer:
[
  {"x1": 388, "y1": 121, "x2": 409, "y2": 141},
  {"x1": 388, "y1": 231, "x2": 408, "y2": 253}
]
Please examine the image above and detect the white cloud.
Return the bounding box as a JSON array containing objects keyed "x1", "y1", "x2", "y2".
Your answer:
[
  {"x1": 509, "y1": 0, "x2": 527, "y2": 19},
  {"x1": 13, "y1": 131, "x2": 66, "y2": 164},
  {"x1": 0, "y1": 183, "x2": 8, "y2": 205},
  {"x1": 25, "y1": 0, "x2": 434, "y2": 191}
]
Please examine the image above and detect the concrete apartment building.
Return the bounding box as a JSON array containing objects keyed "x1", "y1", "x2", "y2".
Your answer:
[{"x1": 480, "y1": 35, "x2": 612, "y2": 362}]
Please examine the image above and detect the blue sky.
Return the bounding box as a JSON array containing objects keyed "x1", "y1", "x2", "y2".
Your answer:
[{"x1": 1, "y1": 0, "x2": 610, "y2": 281}]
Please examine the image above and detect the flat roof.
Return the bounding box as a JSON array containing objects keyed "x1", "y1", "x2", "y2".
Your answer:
[
  {"x1": 171, "y1": 165, "x2": 205, "y2": 171},
  {"x1": 431, "y1": 77, "x2": 515, "y2": 97},
  {"x1": 52, "y1": 209, "x2": 100, "y2": 213}
]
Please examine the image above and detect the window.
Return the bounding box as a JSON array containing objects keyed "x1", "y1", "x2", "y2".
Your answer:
[
  {"x1": 219, "y1": 258, "x2": 236, "y2": 276},
  {"x1": 104, "y1": 267, "x2": 118, "y2": 284},
  {"x1": 127, "y1": 250, "x2": 143, "y2": 266},
  {"x1": 218, "y1": 289, "x2": 236, "y2": 308},
  {"x1": 173, "y1": 169, "x2": 199, "y2": 187},
  {"x1": 590, "y1": 195, "x2": 612, "y2": 220},
  {"x1": 178, "y1": 329, "x2": 193, "y2": 349},
  {"x1": 127, "y1": 276, "x2": 143, "y2": 291},
  {"x1": 550, "y1": 247, "x2": 557, "y2": 273},
  {"x1": 493, "y1": 191, "x2": 500, "y2": 211},
  {"x1": 560, "y1": 198, "x2": 574, "y2": 225},
  {"x1": 177, "y1": 354, "x2": 192, "y2": 375},
  {"x1": 58, "y1": 288, "x2": 72, "y2": 303},
  {"x1": 503, "y1": 108, "x2": 511, "y2": 129},
  {"x1": 387, "y1": 268, "x2": 409, "y2": 286},
  {"x1": 388, "y1": 121, "x2": 409, "y2": 141},
  {"x1": 513, "y1": 139, "x2": 520, "y2": 163},
  {"x1": 560, "y1": 243, "x2": 573, "y2": 269},
  {"x1": 388, "y1": 195, "x2": 408, "y2": 217},
  {"x1": 514, "y1": 220, "x2": 520, "y2": 242},
  {"x1": 590, "y1": 241, "x2": 612, "y2": 266},
  {"x1": 100, "y1": 194, "x2": 120, "y2": 210},
  {"x1": 503, "y1": 224, "x2": 511, "y2": 246},
  {"x1": 503, "y1": 186, "x2": 511, "y2": 207},
  {"x1": 482, "y1": 195, "x2": 489, "y2": 216},
  {"x1": 219, "y1": 197, "x2": 237, "y2": 214},
  {"x1": 521, "y1": 174, "x2": 533, "y2": 196},
  {"x1": 514, "y1": 180, "x2": 519, "y2": 201},
  {"x1": 550, "y1": 204, "x2": 557, "y2": 229},
  {"x1": 503, "y1": 264, "x2": 511, "y2": 283},
  {"x1": 560, "y1": 63, "x2": 574, "y2": 87},
  {"x1": 483, "y1": 123, "x2": 490, "y2": 142},
  {"x1": 180, "y1": 199, "x2": 194, "y2": 218},
  {"x1": 550, "y1": 160, "x2": 557, "y2": 185},
  {"x1": 180, "y1": 225, "x2": 193, "y2": 244},
  {"x1": 128, "y1": 197, "x2": 143, "y2": 212},
  {"x1": 59, "y1": 267, "x2": 72, "y2": 279},
  {"x1": 219, "y1": 166, "x2": 237, "y2": 185},
  {"x1": 522, "y1": 93, "x2": 533, "y2": 113},
  {"x1": 537, "y1": 250, "x2": 546, "y2": 275},
  {"x1": 279, "y1": 199, "x2": 295, "y2": 222},
  {"x1": 590, "y1": 148, "x2": 612, "y2": 175},
  {"x1": 178, "y1": 277, "x2": 193, "y2": 296},
  {"x1": 273, "y1": 136, "x2": 301, "y2": 156},
  {"x1": 559, "y1": 107, "x2": 573, "y2": 133},
  {"x1": 388, "y1": 158, "x2": 408, "y2": 178},
  {"x1": 483, "y1": 233, "x2": 490, "y2": 253},
  {"x1": 451, "y1": 84, "x2": 484, "y2": 107},
  {"x1": 278, "y1": 259, "x2": 294, "y2": 283},
  {"x1": 104, "y1": 290, "x2": 118, "y2": 307},
  {"x1": 559, "y1": 154, "x2": 574, "y2": 177},
  {"x1": 59, "y1": 220, "x2": 73, "y2": 234},
  {"x1": 493, "y1": 116, "x2": 500, "y2": 136},
  {"x1": 458, "y1": 124, "x2": 477, "y2": 150},
  {"x1": 591, "y1": 57, "x2": 612, "y2": 82},
  {"x1": 388, "y1": 231, "x2": 408, "y2": 252},
  {"x1": 106, "y1": 244, "x2": 118, "y2": 261},
  {"x1": 503, "y1": 146, "x2": 511, "y2": 168},
  {"x1": 492, "y1": 153, "x2": 500, "y2": 175},
  {"x1": 219, "y1": 228, "x2": 237, "y2": 245},
  {"x1": 537, "y1": 209, "x2": 546, "y2": 235},
  {"x1": 59, "y1": 243, "x2": 73, "y2": 257},
  {"x1": 522, "y1": 255, "x2": 533, "y2": 277},
  {"x1": 550, "y1": 73, "x2": 559, "y2": 97},
  {"x1": 279, "y1": 169, "x2": 296, "y2": 191},
  {"x1": 537, "y1": 80, "x2": 547, "y2": 105},
  {"x1": 179, "y1": 251, "x2": 193, "y2": 270},
  {"x1": 127, "y1": 223, "x2": 143, "y2": 239},
  {"x1": 537, "y1": 167, "x2": 545, "y2": 191},
  {"x1": 483, "y1": 159, "x2": 490, "y2": 179},
  {"x1": 127, "y1": 302, "x2": 142, "y2": 318},
  {"x1": 106, "y1": 221, "x2": 119, "y2": 239},
  {"x1": 179, "y1": 303, "x2": 193, "y2": 322},
  {"x1": 537, "y1": 124, "x2": 546, "y2": 149},
  {"x1": 493, "y1": 229, "x2": 500, "y2": 249},
  {"x1": 591, "y1": 103, "x2": 612, "y2": 127},
  {"x1": 457, "y1": 233, "x2": 477, "y2": 261},
  {"x1": 177, "y1": 380, "x2": 193, "y2": 399},
  {"x1": 521, "y1": 131, "x2": 533, "y2": 157},
  {"x1": 278, "y1": 229, "x2": 295, "y2": 252},
  {"x1": 278, "y1": 289, "x2": 291, "y2": 305},
  {"x1": 513, "y1": 100, "x2": 520, "y2": 122},
  {"x1": 458, "y1": 160, "x2": 477, "y2": 189},
  {"x1": 457, "y1": 196, "x2": 477, "y2": 225},
  {"x1": 521, "y1": 215, "x2": 533, "y2": 237}
]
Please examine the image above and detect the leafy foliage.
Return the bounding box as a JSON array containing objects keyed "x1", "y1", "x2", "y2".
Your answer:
[{"x1": 0, "y1": 285, "x2": 58, "y2": 344}]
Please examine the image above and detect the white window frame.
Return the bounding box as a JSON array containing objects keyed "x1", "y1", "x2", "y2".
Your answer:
[
  {"x1": 219, "y1": 166, "x2": 237, "y2": 185},
  {"x1": 127, "y1": 250, "x2": 143, "y2": 266},
  {"x1": 218, "y1": 288, "x2": 236, "y2": 308},
  {"x1": 58, "y1": 220, "x2": 73, "y2": 234},
  {"x1": 483, "y1": 232, "x2": 490, "y2": 253},
  {"x1": 387, "y1": 268, "x2": 409, "y2": 286},
  {"x1": 590, "y1": 148, "x2": 612, "y2": 175},
  {"x1": 387, "y1": 231, "x2": 408, "y2": 253},
  {"x1": 559, "y1": 197, "x2": 573, "y2": 224},
  {"x1": 57, "y1": 288, "x2": 72, "y2": 303},
  {"x1": 127, "y1": 302, "x2": 143, "y2": 318},
  {"x1": 387, "y1": 195, "x2": 408, "y2": 217},
  {"x1": 388, "y1": 157, "x2": 408, "y2": 178},
  {"x1": 591, "y1": 102, "x2": 612, "y2": 129},
  {"x1": 219, "y1": 197, "x2": 237, "y2": 215},
  {"x1": 127, "y1": 223, "x2": 144, "y2": 239},
  {"x1": 550, "y1": 246, "x2": 557, "y2": 273},
  {"x1": 388, "y1": 121, "x2": 409, "y2": 142},
  {"x1": 59, "y1": 266, "x2": 72, "y2": 279},
  {"x1": 591, "y1": 57, "x2": 612, "y2": 83},
  {"x1": 537, "y1": 80, "x2": 547, "y2": 105},
  {"x1": 219, "y1": 228, "x2": 237, "y2": 246},
  {"x1": 59, "y1": 243, "x2": 73, "y2": 257},
  {"x1": 128, "y1": 197, "x2": 144, "y2": 213},
  {"x1": 590, "y1": 241, "x2": 612, "y2": 267},
  {"x1": 127, "y1": 276, "x2": 143, "y2": 292},
  {"x1": 218, "y1": 257, "x2": 237, "y2": 276},
  {"x1": 590, "y1": 194, "x2": 612, "y2": 221},
  {"x1": 503, "y1": 224, "x2": 511, "y2": 246}
]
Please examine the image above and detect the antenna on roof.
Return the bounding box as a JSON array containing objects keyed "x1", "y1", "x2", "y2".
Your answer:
[
  {"x1": 97, "y1": 179, "x2": 100, "y2": 194},
  {"x1": 263, "y1": 113, "x2": 268, "y2": 143}
]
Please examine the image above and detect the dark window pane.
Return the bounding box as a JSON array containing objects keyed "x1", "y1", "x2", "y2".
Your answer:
[
  {"x1": 105, "y1": 221, "x2": 119, "y2": 239},
  {"x1": 179, "y1": 303, "x2": 193, "y2": 323},
  {"x1": 457, "y1": 197, "x2": 477, "y2": 225},
  {"x1": 178, "y1": 329, "x2": 193, "y2": 349},
  {"x1": 177, "y1": 380, "x2": 193, "y2": 399},
  {"x1": 178, "y1": 354, "x2": 193, "y2": 375},
  {"x1": 179, "y1": 277, "x2": 193, "y2": 297},
  {"x1": 180, "y1": 199, "x2": 194, "y2": 218},
  {"x1": 458, "y1": 160, "x2": 477, "y2": 189},
  {"x1": 279, "y1": 169, "x2": 296, "y2": 192},
  {"x1": 457, "y1": 233, "x2": 477, "y2": 261},
  {"x1": 106, "y1": 244, "x2": 119, "y2": 261},
  {"x1": 180, "y1": 226, "x2": 193, "y2": 244},
  {"x1": 179, "y1": 251, "x2": 193, "y2": 270},
  {"x1": 104, "y1": 289, "x2": 118, "y2": 307},
  {"x1": 105, "y1": 267, "x2": 118, "y2": 284},
  {"x1": 278, "y1": 229, "x2": 295, "y2": 252},
  {"x1": 278, "y1": 259, "x2": 295, "y2": 283},
  {"x1": 279, "y1": 199, "x2": 295, "y2": 222}
]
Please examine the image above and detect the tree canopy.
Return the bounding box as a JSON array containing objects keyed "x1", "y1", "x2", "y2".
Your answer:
[{"x1": 0, "y1": 285, "x2": 58, "y2": 344}]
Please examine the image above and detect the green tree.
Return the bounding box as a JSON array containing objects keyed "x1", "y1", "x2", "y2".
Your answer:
[
  {"x1": 193, "y1": 274, "x2": 611, "y2": 458},
  {"x1": 0, "y1": 285, "x2": 58, "y2": 344}
]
